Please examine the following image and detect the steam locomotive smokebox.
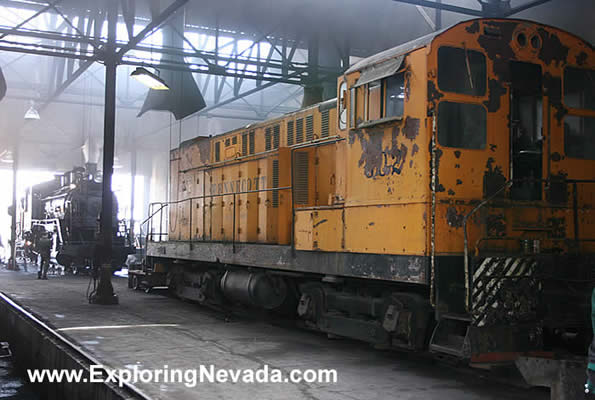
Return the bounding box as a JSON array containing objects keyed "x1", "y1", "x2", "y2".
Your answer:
[{"x1": 220, "y1": 270, "x2": 287, "y2": 309}]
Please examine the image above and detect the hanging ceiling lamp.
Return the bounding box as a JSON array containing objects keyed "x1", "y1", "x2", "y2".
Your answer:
[{"x1": 130, "y1": 67, "x2": 170, "y2": 90}]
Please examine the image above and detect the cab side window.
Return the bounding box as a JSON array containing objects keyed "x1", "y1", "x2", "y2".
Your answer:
[
  {"x1": 438, "y1": 101, "x2": 486, "y2": 149},
  {"x1": 363, "y1": 72, "x2": 405, "y2": 124},
  {"x1": 438, "y1": 46, "x2": 486, "y2": 96}
]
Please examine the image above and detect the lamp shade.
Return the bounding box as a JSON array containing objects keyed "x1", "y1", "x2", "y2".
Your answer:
[{"x1": 130, "y1": 67, "x2": 169, "y2": 90}]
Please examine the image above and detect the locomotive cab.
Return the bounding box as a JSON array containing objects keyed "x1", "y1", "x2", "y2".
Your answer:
[{"x1": 340, "y1": 18, "x2": 595, "y2": 358}]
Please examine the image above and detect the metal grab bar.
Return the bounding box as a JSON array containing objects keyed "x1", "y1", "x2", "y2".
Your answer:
[
  {"x1": 463, "y1": 180, "x2": 513, "y2": 312},
  {"x1": 141, "y1": 186, "x2": 293, "y2": 252}
]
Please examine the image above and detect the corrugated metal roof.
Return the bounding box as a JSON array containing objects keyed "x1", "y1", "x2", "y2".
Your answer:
[{"x1": 345, "y1": 29, "x2": 445, "y2": 75}]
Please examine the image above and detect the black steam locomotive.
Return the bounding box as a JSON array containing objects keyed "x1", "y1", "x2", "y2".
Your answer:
[{"x1": 23, "y1": 163, "x2": 132, "y2": 272}]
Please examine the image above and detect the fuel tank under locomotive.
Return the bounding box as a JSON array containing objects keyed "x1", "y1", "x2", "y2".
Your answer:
[{"x1": 167, "y1": 264, "x2": 433, "y2": 350}]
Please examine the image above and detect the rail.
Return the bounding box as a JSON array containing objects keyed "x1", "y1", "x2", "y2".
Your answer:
[
  {"x1": 140, "y1": 186, "x2": 292, "y2": 254},
  {"x1": 463, "y1": 177, "x2": 595, "y2": 311}
]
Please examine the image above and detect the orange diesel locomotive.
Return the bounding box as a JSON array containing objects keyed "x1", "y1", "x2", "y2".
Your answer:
[{"x1": 141, "y1": 18, "x2": 594, "y2": 361}]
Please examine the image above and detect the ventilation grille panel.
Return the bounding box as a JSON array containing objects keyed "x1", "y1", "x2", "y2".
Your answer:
[
  {"x1": 249, "y1": 131, "x2": 255, "y2": 154},
  {"x1": 272, "y1": 159, "x2": 279, "y2": 208},
  {"x1": 287, "y1": 120, "x2": 294, "y2": 146},
  {"x1": 321, "y1": 110, "x2": 330, "y2": 137},
  {"x1": 265, "y1": 127, "x2": 272, "y2": 151},
  {"x1": 296, "y1": 118, "x2": 304, "y2": 144},
  {"x1": 293, "y1": 152, "x2": 309, "y2": 205},
  {"x1": 306, "y1": 115, "x2": 314, "y2": 141},
  {"x1": 273, "y1": 125, "x2": 280, "y2": 149}
]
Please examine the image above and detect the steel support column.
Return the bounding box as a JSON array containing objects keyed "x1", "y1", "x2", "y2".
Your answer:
[
  {"x1": 90, "y1": 0, "x2": 118, "y2": 305},
  {"x1": 8, "y1": 142, "x2": 18, "y2": 271}
]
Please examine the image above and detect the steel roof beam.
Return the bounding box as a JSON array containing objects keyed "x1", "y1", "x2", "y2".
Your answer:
[{"x1": 116, "y1": 0, "x2": 189, "y2": 60}]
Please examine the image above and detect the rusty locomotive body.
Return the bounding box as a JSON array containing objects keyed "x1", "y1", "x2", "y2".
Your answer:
[{"x1": 142, "y1": 19, "x2": 594, "y2": 363}]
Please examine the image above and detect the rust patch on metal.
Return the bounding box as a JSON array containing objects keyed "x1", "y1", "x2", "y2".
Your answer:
[
  {"x1": 356, "y1": 131, "x2": 384, "y2": 178},
  {"x1": 466, "y1": 21, "x2": 480, "y2": 34},
  {"x1": 486, "y1": 214, "x2": 506, "y2": 237},
  {"x1": 427, "y1": 81, "x2": 443, "y2": 115},
  {"x1": 550, "y1": 152, "x2": 562, "y2": 162},
  {"x1": 411, "y1": 143, "x2": 419, "y2": 157},
  {"x1": 477, "y1": 20, "x2": 517, "y2": 81},
  {"x1": 403, "y1": 117, "x2": 420, "y2": 140},
  {"x1": 484, "y1": 79, "x2": 507, "y2": 112},
  {"x1": 353, "y1": 129, "x2": 408, "y2": 178},
  {"x1": 483, "y1": 157, "x2": 506, "y2": 198},
  {"x1": 537, "y1": 28, "x2": 569, "y2": 66},
  {"x1": 576, "y1": 51, "x2": 588, "y2": 66},
  {"x1": 446, "y1": 206, "x2": 464, "y2": 228}
]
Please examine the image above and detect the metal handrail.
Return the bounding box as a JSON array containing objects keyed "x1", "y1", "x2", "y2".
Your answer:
[{"x1": 141, "y1": 186, "x2": 292, "y2": 252}]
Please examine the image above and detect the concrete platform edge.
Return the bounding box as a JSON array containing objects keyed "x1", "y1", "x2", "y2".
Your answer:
[{"x1": 0, "y1": 291, "x2": 150, "y2": 400}]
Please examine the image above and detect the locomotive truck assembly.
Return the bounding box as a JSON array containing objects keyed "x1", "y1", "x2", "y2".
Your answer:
[{"x1": 137, "y1": 18, "x2": 594, "y2": 364}]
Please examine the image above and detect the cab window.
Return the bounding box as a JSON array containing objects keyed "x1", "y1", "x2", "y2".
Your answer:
[
  {"x1": 362, "y1": 72, "x2": 405, "y2": 124},
  {"x1": 438, "y1": 46, "x2": 486, "y2": 96},
  {"x1": 385, "y1": 73, "x2": 405, "y2": 118},
  {"x1": 564, "y1": 115, "x2": 595, "y2": 160},
  {"x1": 564, "y1": 67, "x2": 595, "y2": 110},
  {"x1": 438, "y1": 101, "x2": 486, "y2": 149}
]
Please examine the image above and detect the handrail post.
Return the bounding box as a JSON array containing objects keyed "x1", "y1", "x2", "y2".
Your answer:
[
  {"x1": 159, "y1": 202, "x2": 164, "y2": 243},
  {"x1": 189, "y1": 198, "x2": 193, "y2": 244},
  {"x1": 232, "y1": 192, "x2": 236, "y2": 253},
  {"x1": 462, "y1": 180, "x2": 513, "y2": 312}
]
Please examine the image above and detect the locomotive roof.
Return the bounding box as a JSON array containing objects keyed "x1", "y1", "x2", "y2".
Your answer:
[
  {"x1": 345, "y1": 29, "x2": 443, "y2": 74},
  {"x1": 345, "y1": 18, "x2": 593, "y2": 75}
]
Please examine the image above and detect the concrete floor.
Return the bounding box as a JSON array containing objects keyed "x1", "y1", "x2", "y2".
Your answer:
[{"x1": 0, "y1": 267, "x2": 548, "y2": 400}]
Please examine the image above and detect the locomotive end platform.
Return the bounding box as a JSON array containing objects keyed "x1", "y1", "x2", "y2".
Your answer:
[{"x1": 0, "y1": 268, "x2": 547, "y2": 400}]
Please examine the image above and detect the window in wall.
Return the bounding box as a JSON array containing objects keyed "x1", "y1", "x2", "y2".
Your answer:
[
  {"x1": 225, "y1": 138, "x2": 230, "y2": 147},
  {"x1": 564, "y1": 115, "x2": 595, "y2": 160},
  {"x1": 438, "y1": 46, "x2": 486, "y2": 96},
  {"x1": 232, "y1": 136, "x2": 237, "y2": 145},
  {"x1": 350, "y1": 88, "x2": 356, "y2": 128},
  {"x1": 564, "y1": 67, "x2": 595, "y2": 110},
  {"x1": 385, "y1": 73, "x2": 405, "y2": 118},
  {"x1": 338, "y1": 82, "x2": 347, "y2": 130},
  {"x1": 368, "y1": 81, "x2": 382, "y2": 121},
  {"x1": 438, "y1": 101, "x2": 487, "y2": 149}
]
